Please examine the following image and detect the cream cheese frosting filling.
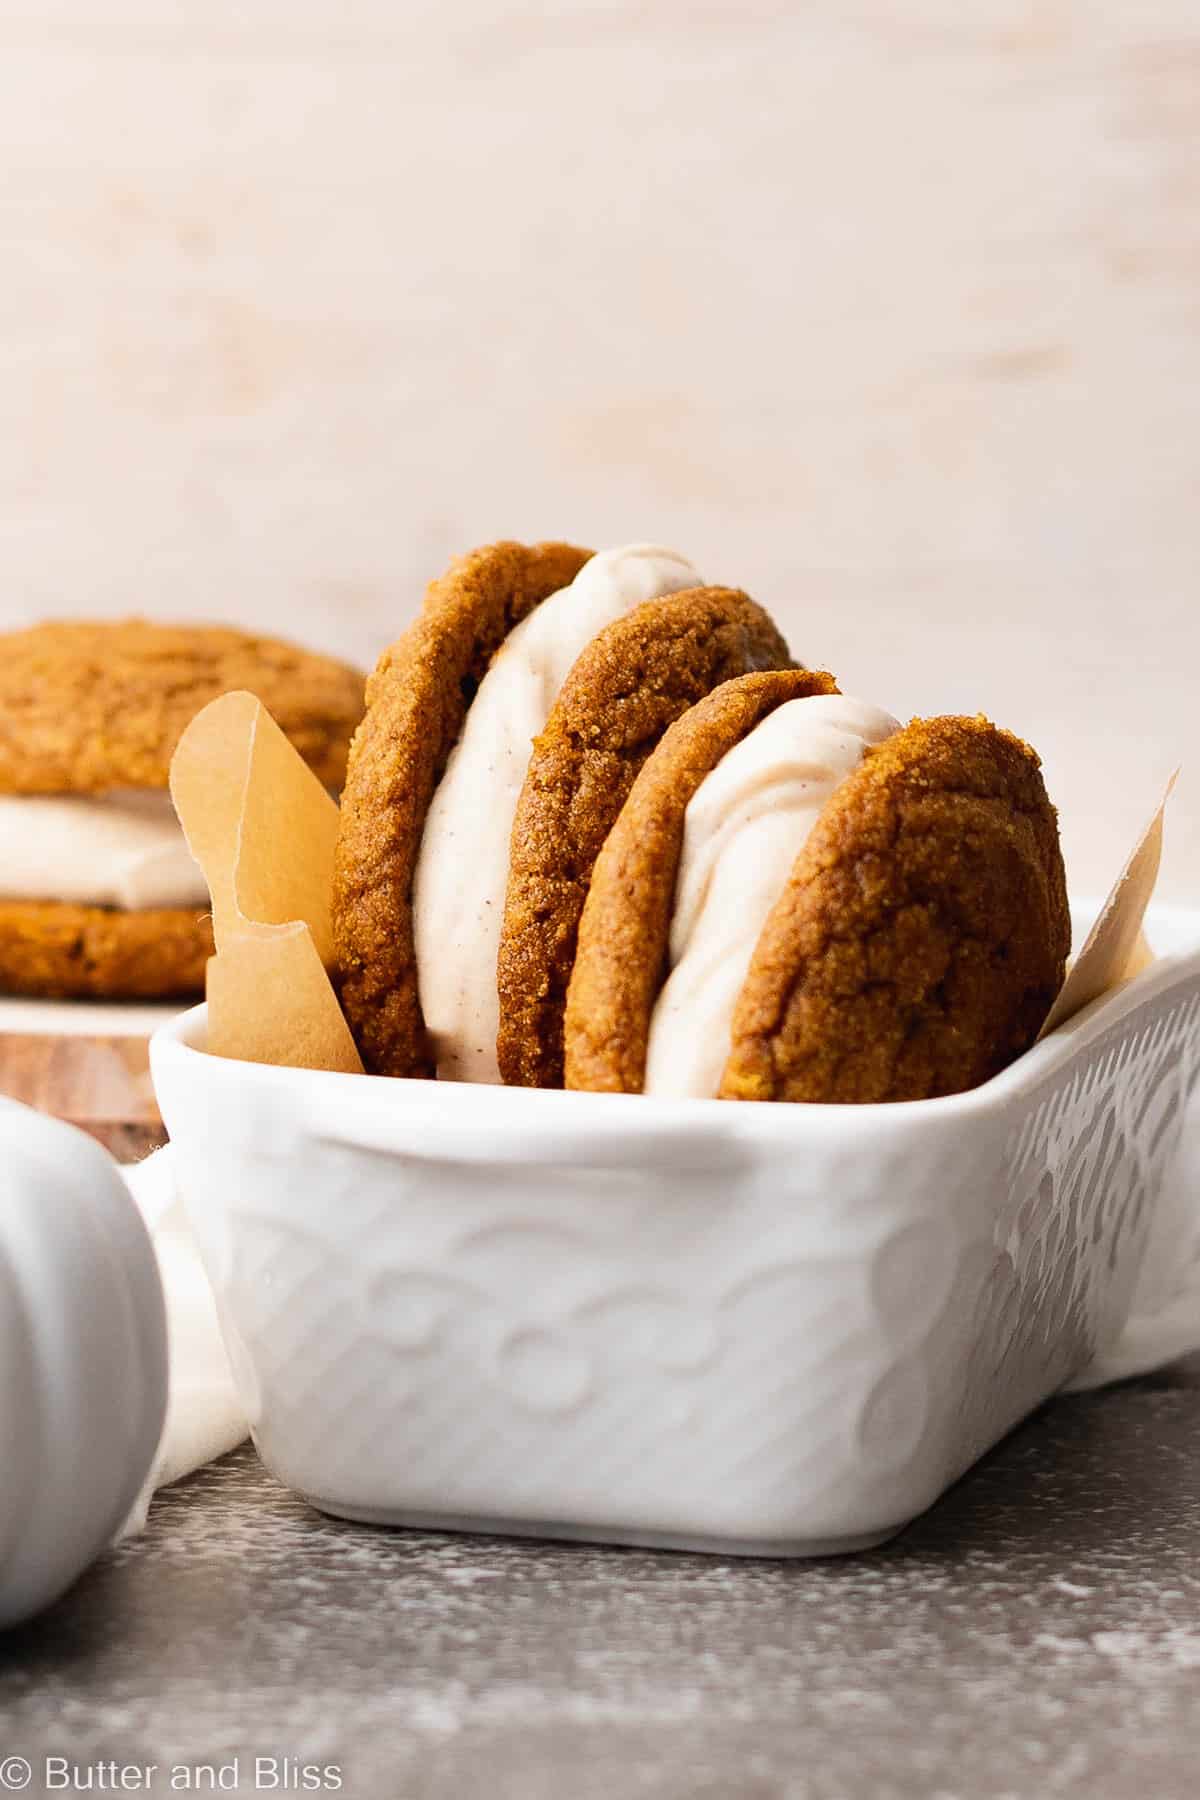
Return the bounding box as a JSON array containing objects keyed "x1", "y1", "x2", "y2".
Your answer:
[
  {"x1": 0, "y1": 790, "x2": 207, "y2": 911},
  {"x1": 643, "y1": 694, "x2": 901, "y2": 1099},
  {"x1": 413, "y1": 543, "x2": 704, "y2": 1083}
]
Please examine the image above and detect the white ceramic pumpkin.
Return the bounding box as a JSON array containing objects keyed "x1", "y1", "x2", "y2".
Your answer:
[{"x1": 0, "y1": 1098, "x2": 167, "y2": 1627}]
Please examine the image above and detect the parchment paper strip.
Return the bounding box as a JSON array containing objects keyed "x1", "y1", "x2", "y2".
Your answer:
[
  {"x1": 1040, "y1": 770, "x2": 1178, "y2": 1039},
  {"x1": 170, "y1": 692, "x2": 362, "y2": 1072}
]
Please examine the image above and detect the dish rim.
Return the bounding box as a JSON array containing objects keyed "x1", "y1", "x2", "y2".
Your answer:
[{"x1": 149, "y1": 901, "x2": 1200, "y2": 1145}]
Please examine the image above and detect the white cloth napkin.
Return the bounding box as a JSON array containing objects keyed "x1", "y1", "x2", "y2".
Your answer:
[
  {"x1": 112, "y1": 1095, "x2": 1200, "y2": 1537},
  {"x1": 117, "y1": 1147, "x2": 247, "y2": 1538}
]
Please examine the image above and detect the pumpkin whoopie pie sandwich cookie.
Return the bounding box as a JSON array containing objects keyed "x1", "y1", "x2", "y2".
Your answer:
[
  {"x1": 565, "y1": 683, "x2": 1070, "y2": 1103},
  {"x1": 0, "y1": 619, "x2": 364, "y2": 999},
  {"x1": 332, "y1": 540, "x2": 803, "y2": 1080}
]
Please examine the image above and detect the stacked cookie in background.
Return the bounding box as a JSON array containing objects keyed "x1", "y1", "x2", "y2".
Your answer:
[
  {"x1": 0, "y1": 619, "x2": 363, "y2": 1000},
  {"x1": 0, "y1": 619, "x2": 363, "y2": 1150}
]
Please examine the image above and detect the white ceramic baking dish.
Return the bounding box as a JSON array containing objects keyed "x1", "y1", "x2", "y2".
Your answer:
[{"x1": 150, "y1": 903, "x2": 1200, "y2": 1556}]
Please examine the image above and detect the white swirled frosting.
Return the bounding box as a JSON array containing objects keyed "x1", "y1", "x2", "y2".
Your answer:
[
  {"x1": 0, "y1": 790, "x2": 207, "y2": 911},
  {"x1": 644, "y1": 694, "x2": 901, "y2": 1099}
]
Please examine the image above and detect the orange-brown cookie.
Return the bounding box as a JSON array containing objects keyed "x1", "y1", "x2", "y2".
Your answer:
[
  {"x1": 720, "y1": 715, "x2": 1070, "y2": 1103},
  {"x1": 496, "y1": 591, "x2": 797, "y2": 1089},
  {"x1": 564, "y1": 668, "x2": 839, "y2": 1095},
  {"x1": 0, "y1": 619, "x2": 365, "y2": 794},
  {"x1": 332, "y1": 540, "x2": 593, "y2": 1077},
  {"x1": 0, "y1": 900, "x2": 213, "y2": 1000}
]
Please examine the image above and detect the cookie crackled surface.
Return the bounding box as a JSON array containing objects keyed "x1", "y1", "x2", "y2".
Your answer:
[
  {"x1": 721, "y1": 715, "x2": 1071, "y2": 1103},
  {"x1": 0, "y1": 618, "x2": 364, "y2": 794}
]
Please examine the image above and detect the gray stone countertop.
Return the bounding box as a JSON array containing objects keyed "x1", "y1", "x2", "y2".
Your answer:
[{"x1": 3, "y1": 1358, "x2": 1199, "y2": 1800}]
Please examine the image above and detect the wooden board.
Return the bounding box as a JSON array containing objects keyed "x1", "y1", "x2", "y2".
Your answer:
[{"x1": 0, "y1": 1031, "x2": 165, "y2": 1161}]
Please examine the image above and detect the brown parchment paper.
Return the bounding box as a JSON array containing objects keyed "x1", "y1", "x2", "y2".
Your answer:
[
  {"x1": 1039, "y1": 771, "x2": 1178, "y2": 1039},
  {"x1": 170, "y1": 691, "x2": 363, "y2": 1072}
]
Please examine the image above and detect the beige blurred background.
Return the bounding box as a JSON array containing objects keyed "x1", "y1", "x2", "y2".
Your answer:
[{"x1": 1, "y1": 1, "x2": 1196, "y2": 900}]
